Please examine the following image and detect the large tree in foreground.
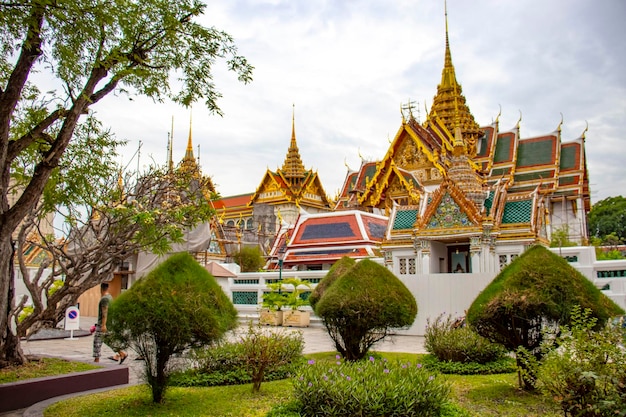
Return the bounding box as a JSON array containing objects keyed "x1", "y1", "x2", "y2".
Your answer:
[
  {"x1": 313, "y1": 258, "x2": 417, "y2": 361},
  {"x1": 466, "y1": 245, "x2": 624, "y2": 390},
  {"x1": 0, "y1": 0, "x2": 252, "y2": 366},
  {"x1": 106, "y1": 252, "x2": 238, "y2": 403}
]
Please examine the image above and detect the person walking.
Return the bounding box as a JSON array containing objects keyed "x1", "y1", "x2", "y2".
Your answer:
[{"x1": 93, "y1": 282, "x2": 127, "y2": 364}]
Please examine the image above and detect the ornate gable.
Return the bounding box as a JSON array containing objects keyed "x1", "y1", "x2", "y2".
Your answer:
[{"x1": 415, "y1": 180, "x2": 482, "y2": 235}]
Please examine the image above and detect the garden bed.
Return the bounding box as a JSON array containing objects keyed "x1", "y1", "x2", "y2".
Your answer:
[{"x1": 0, "y1": 364, "x2": 128, "y2": 412}]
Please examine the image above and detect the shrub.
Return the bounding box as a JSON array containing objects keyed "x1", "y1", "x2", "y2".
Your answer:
[
  {"x1": 425, "y1": 314, "x2": 508, "y2": 364},
  {"x1": 292, "y1": 355, "x2": 450, "y2": 416},
  {"x1": 467, "y1": 245, "x2": 624, "y2": 390},
  {"x1": 308, "y1": 256, "x2": 355, "y2": 310},
  {"x1": 106, "y1": 252, "x2": 238, "y2": 403},
  {"x1": 233, "y1": 245, "x2": 265, "y2": 272},
  {"x1": 239, "y1": 322, "x2": 304, "y2": 392},
  {"x1": 537, "y1": 305, "x2": 626, "y2": 416},
  {"x1": 314, "y1": 258, "x2": 417, "y2": 361},
  {"x1": 421, "y1": 354, "x2": 516, "y2": 375},
  {"x1": 171, "y1": 323, "x2": 304, "y2": 391}
]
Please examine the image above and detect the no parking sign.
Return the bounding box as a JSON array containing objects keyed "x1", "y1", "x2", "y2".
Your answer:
[{"x1": 64, "y1": 306, "x2": 80, "y2": 331}]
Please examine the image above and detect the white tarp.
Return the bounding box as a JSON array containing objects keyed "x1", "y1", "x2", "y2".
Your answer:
[{"x1": 135, "y1": 222, "x2": 211, "y2": 279}]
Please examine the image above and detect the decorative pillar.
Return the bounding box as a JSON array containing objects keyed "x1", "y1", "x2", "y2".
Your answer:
[
  {"x1": 470, "y1": 236, "x2": 481, "y2": 273},
  {"x1": 419, "y1": 239, "x2": 431, "y2": 274}
]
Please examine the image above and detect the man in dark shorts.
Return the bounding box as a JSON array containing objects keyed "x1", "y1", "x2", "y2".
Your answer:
[{"x1": 92, "y1": 282, "x2": 127, "y2": 364}]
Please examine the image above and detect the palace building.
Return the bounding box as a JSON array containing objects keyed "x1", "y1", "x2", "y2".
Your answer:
[
  {"x1": 333, "y1": 12, "x2": 590, "y2": 277},
  {"x1": 213, "y1": 107, "x2": 333, "y2": 259}
]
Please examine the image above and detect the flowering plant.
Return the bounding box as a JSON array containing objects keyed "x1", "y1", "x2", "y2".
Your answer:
[{"x1": 292, "y1": 355, "x2": 450, "y2": 416}]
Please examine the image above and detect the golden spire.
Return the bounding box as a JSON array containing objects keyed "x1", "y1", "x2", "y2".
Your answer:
[
  {"x1": 180, "y1": 111, "x2": 199, "y2": 173},
  {"x1": 428, "y1": 1, "x2": 483, "y2": 156},
  {"x1": 281, "y1": 104, "x2": 306, "y2": 184}
]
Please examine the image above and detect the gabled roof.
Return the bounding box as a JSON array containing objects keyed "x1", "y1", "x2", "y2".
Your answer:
[
  {"x1": 205, "y1": 261, "x2": 237, "y2": 277},
  {"x1": 415, "y1": 179, "x2": 483, "y2": 234},
  {"x1": 267, "y1": 210, "x2": 388, "y2": 268}
]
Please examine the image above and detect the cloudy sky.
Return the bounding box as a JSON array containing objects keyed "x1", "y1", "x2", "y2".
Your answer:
[{"x1": 93, "y1": 0, "x2": 626, "y2": 204}]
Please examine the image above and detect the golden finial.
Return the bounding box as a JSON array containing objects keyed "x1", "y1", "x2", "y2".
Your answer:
[
  {"x1": 237, "y1": 212, "x2": 243, "y2": 227},
  {"x1": 515, "y1": 110, "x2": 522, "y2": 130},
  {"x1": 344, "y1": 157, "x2": 351, "y2": 172},
  {"x1": 186, "y1": 110, "x2": 193, "y2": 152},
  {"x1": 358, "y1": 148, "x2": 364, "y2": 162},
  {"x1": 495, "y1": 104, "x2": 502, "y2": 125},
  {"x1": 581, "y1": 120, "x2": 589, "y2": 140},
  {"x1": 557, "y1": 112, "x2": 564, "y2": 133}
]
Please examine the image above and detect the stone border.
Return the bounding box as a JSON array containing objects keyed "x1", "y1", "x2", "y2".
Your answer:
[{"x1": 0, "y1": 366, "x2": 128, "y2": 413}]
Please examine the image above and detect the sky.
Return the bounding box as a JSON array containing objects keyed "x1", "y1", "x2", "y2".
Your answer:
[{"x1": 92, "y1": 0, "x2": 626, "y2": 204}]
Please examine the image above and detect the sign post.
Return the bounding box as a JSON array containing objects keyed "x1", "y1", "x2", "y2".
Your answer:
[{"x1": 64, "y1": 306, "x2": 80, "y2": 340}]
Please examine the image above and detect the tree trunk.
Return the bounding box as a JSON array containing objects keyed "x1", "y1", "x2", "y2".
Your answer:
[{"x1": 0, "y1": 236, "x2": 26, "y2": 367}]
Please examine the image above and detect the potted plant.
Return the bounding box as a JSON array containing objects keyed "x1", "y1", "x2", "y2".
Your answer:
[
  {"x1": 259, "y1": 282, "x2": 287, "y2": 326},
  {"x1": 281, "y1": 277, "x2": 312, "y2": 327}
]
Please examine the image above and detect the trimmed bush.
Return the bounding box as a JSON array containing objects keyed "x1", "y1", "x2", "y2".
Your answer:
[
  {"x1": 467, "y1": 245, "x2": 624, "y2": 389},
  {"x1": 425, "y1": 314, "x2": 508, "y2": 364},
  {"x1": 421, "y1": 354, "x2": 516, "y2": 375},
  {"x1": 314, "y1": 258, "x2": 417, "y2": 361},
  {"x1": 308, "y1": 256, "x2": 355, "y2": 310},
  {"x1": 106, "y1": 252, "x2": 238, "y2": 403},
  {"x1": 292, "y1": 355, "x2": 450, "y2": 417}
]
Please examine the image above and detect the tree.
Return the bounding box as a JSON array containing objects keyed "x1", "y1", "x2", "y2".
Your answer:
[
  {"x1": 0, "y1": 0, "x2": 252, "y2": 366},
  {"x1": 313, "y1": 258, "x2": 417, "y2": 361},
  {"x1": 233, "y1": 245, "x2": 265, "y2": 272},
  {"x1": 588, "y1": 196, "x2": 626, "y2": 243},
  {"x1": 550, "y1": 225, "x2": 578, "y2": 249},
  {"x1": 106, "y1": 252, "x2": 238, "y2": 403},
  {"x1": 14, "y1": 164, "x2": 216, "y2": 341},
  {"x1": 466, "y1": 245, "x2": 624, "y2": 390}
]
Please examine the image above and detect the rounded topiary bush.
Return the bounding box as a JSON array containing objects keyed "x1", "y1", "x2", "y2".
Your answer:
[
  {"x1": 107, "y1": 252, "x2": 238, "y2": 403},
  {"x1": 466, "y1": 245, "x2": 624, "y2": 389},
  {"x1": 314, "y1": 258, "x2": 417, "y2": 361},
  {"x1": 309, "y1": 256, "x2": 355, "y2": 310}
]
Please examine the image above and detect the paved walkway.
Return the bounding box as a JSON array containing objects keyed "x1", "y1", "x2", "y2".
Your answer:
[{"x1": 2, "y1": 317, "x2": 426, "y2": 416}]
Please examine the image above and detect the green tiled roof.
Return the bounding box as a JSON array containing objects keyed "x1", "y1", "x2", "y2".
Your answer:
[
  {"x1": 476, "y1": 132, "x2": 489, "y2": 157},
  {"x1": 494, "y1": 134, "x2": 513, "y2": 163},
  {"x1": 513, "y1": 170, "x2": 553, "y2": 182},
  {"x1": 560, "y1": 146, "x2": 577, "y2": 170},
  {"x1": 490, "y1": 167, "x2": 511, "y2": 176},
  {"x1": 484, "y1": 191, "x2": 493, "y2": 214},
  {"x1": 393, "y1": 209, "x2": 418, "y2": 230},
  {"x1": 502, "y1": 199, "x2": 532, "y2": 224},
  {"x1": 517, "y1": 138, "x2": 554, "y2": 167}
]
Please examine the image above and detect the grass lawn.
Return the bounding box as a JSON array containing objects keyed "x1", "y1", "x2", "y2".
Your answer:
[
  {"x1": 42, "y1": 352, "x2": 562, "y2": 417},
  {"x1": 0, "y1": 357, "x2": 100, "y2": 384}
]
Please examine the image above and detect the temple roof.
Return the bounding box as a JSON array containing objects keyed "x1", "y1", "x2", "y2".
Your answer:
[
  {"x1": 426, "y1": 5, "x2": 483, "y2": 156},
  {"x1": 267, "y1": 210, "x2": 388, "y2": 268},
  {"x1": 281, "y1": 106, "x2": 306, "y2": 182},
  {"x1": 249, "y1": 108, "x2": 332, "y2": 210}
]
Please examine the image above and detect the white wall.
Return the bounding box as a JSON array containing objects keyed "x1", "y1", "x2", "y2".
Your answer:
[{"x1": 396, "y1": 272, "x2": 494, "y2": 336}]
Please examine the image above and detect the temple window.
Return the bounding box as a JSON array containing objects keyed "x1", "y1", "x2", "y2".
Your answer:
[
  {"x1": 498, "y1": 253, "x2": 520, "y2": 270},
  {"x1": 399, "y1": 258, "x2": 407, "y2": 275}
]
